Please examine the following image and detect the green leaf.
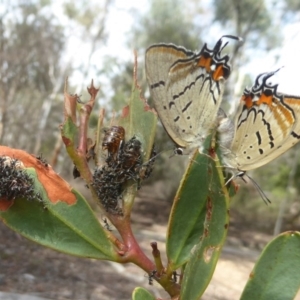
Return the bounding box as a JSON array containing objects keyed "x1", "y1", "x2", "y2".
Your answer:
[
  {"x1": 119, "y1": 79, "x2": 157, "y2": 163},
  {"x1": 166, "y1": 150, "x2": 211, "y2": 269},
  {"x1": 0, "y1": 168, "x2": 117, "y2": 260},
  {"x1": 118, "y1": 75, "x2": 157, "y2": 211},
  {"x1": 132, "y1": 287, "x2": 156, "y2": 300},
  {"x1": 240, "y1": 231, "x2": 300, "y2": 300},
  {"x1": 176, "y1": 149, "x2": 230, "y2": 299},
  {"x1": 61, "y1": 115, "x2": 78, "y2": 149}
]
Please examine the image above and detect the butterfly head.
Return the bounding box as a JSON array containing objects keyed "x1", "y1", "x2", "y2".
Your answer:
[
  {"x1": 242, "y1": 69, "x2": 282, "y2": 108},
  {"x1": 199, "y1": 35, "x2": 242, "y2": 81}
]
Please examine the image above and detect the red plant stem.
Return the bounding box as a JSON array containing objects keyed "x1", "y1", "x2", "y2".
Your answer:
[
  {"x1": 112, "y1": 215, "x2": 154, "y2": 266},
  {"x1": 62, "y1": 81, "x2": 99, "y2": 184},
  {"x1": 77, "y1": 81, "x2": 98, "y2": 155},
  {"x1": 111, "y1": 215, "x2": 180, "y2": 297}
]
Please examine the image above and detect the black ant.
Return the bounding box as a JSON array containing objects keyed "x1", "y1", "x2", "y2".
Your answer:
[{"x1": 148, "y1": 270, "x2": 157, "y2": 285}]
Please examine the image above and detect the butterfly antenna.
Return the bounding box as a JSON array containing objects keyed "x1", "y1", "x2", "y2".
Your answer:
[
  {"x1": 219, "y1": 35, "x2": 243, "y2": 51},
  {"x1": 224, "y1": 174, "x2": 236, "y2": 186},
  {"x1": 144, "y1": 147, "x2": 175, "y2": 160},
  {"x1": 225, "y1": 171, "x2": 271, "y2": 205},
  {"x1": 143, "y1": 149, "x2": 162, "y2": 165},
  {"x1": 220, "y1": 41, "x2": 229, "y2": 52},
  {"x1": 222, "y1": 35, "x2": 243, "y2": 42},
  {"x1": 243, "y1": 173, "x2": 271, "y2": 205}
]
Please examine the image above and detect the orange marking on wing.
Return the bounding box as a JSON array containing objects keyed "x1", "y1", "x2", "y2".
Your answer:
[
  {"x1": 271, "y1": 98, "x2": 295, "y2": 136},
  {"x1": 257, "y1": 93, "x2": 273, "y2": 106},
  {"x1": 284, "y1": 97, "x2": 300, "y2": 113},
  {"x1": 169, "y1": 60, "x2": 196, "y2": 84},
  {"x1": 212, "y1": 65, "x2": 225, "y2": 81},
  {"x1": 171, "y1": 60, "x2": 194, "y2": 73},
  {"x1": 157, "y1": 46, "x2": 188, "y2": 59},
  {"x1": 197, "y1": 56, "x2": 212, "y2": 72},
  {"x1": 0, "y1": 146, "x2": 76, "y2": 205},
  {"x1": 277, "y1": 99, "x2": 294, "y2": 124},
  {"x1": 241, "y1": 95, "x2": 254, "y2": 108},
  {"x1": 241, "y1": 93, "x2": 295, "y2": 137}
]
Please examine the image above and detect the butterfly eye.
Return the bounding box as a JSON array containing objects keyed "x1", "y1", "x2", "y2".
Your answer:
[{"x1": 174, "y1": 148, "x2": 184, "y2": 155}]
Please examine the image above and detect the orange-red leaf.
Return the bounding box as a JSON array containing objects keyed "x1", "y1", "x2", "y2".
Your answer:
[{"x1": 0, "y1": 146, "x2": 76, "y2": 205}]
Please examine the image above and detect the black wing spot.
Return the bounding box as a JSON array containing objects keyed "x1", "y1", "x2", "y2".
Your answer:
[
  {"x1": 292, "y1": 131, "x2": 300, "y2": 139},
  {"x1": 182, "y1": 101, "x2": 192, "y2": 113},
  {"x1": 256, "y1": 131, "x2": 262, "y2": 145},
  {"x1": 169, "y1": 101, "x2": 175, "y2": 109},
  {"x1": 151, "y1": 81, "x2": 165, "y2": 89},
  {"x1": 174, "y1": 116, "x2": 180, "y2": 122},
  {"x1": 173, "y1": 74, "x2": 204, "y2": 100}
]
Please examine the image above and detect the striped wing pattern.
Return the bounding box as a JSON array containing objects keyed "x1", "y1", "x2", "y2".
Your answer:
[
  {"x1": 145, "y1": 38, "x2": 231, "y2": 151},
  {"x1": 221, "y1": 71, "x2": 300, "y2": 171}
]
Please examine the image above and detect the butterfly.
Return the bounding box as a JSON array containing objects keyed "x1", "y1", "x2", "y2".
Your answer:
[
  {"x1": 218, "y1": 69, "x2": 300, "y2": 176},
  {"x1": 145, "y1": 35, "x2": 241, "y2": 154}
]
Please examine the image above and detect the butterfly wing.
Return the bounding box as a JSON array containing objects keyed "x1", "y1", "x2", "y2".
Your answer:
[
  {"x1": 145, "y1": 38, "x2": 232, "y2": 151},
  {"x1": 145, "y1": 44, "x2": 194, "y2": 148},
  {"x1": 223, "y1": 71, "x2": 300, "y2": 171}
]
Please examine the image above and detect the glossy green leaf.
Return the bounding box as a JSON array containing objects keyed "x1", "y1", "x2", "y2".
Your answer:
[
  {"x1": 166, "y1": 150, "x2": 211, "y2": 269},
  {"x1": 179, "y1": 151, "x2": 230, "y2": 299},
  {"x1": 0, "y1": 168, "x2": 117, "y2": 260},
  {"x1": 241, "y1": 231, "x2": 300, "y2": 300},
  {"x1": 132, "y1": 287, "x2": 156, "y2": 300}
]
